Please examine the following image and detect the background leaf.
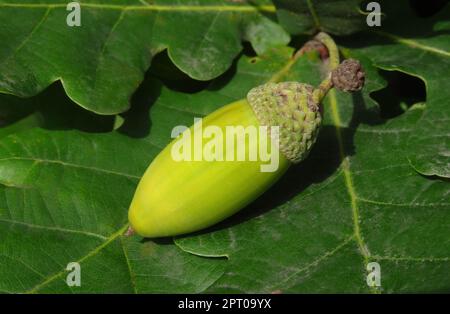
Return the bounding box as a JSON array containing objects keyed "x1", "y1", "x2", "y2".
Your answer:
[
  {"x1": 0, "y1": 83, "x2": 115, "y2": 139},
  {"x1": 0, "y1": 0, "x2": 288, "y2": 114},
  {"x1": 273, "y1": 0, "x2": 367, "y2": 35},
  {"x1": 339, "y1": 4, "x2": 450, "y2": 178}
]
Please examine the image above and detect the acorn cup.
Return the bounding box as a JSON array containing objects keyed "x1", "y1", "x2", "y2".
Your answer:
[{"x1": 127, "y1": 53, "x2": 365, "y2": 238}]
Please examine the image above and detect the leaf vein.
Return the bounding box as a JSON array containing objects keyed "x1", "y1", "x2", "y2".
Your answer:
[
  {"x1": 0, "y1": 218, "x2": 108, "y2": 240},
  {"x1": 25, "y1": 224, "x2": 128, "y2": 293},
  {"x1": 0, "y1": 157, "x2": 140, "y2": 180}
]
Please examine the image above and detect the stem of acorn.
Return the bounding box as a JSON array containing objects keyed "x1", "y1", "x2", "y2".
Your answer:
[
  {"x1": 309, "y1": 32, "x2": 365, "y2": 103},
  {"x1": 314, "y1": 32, "x2": 341, "y2": 70}
]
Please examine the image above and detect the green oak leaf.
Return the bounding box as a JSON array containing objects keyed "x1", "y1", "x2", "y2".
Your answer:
[
  {"x1": 0, "y1": 83, "x2": 115, "y2": 139},
  {"x1": 0, "y1": 125, "x2": 228, "y2": 293},
  {"x1": 0, "y1": 0, "x2": 289, "y2": 114},
  {"x1": 339, "y1": 3, "x2": 450, "y2": 178}
]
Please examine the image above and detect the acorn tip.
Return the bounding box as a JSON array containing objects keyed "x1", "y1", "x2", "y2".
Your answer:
[{"x1": 124, "y1": 226, "x2": 135, "y2": 237}]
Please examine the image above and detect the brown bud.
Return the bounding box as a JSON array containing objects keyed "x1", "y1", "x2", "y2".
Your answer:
[{"x1": 331, "y1": 59, "x2": 365, "y2": 92}]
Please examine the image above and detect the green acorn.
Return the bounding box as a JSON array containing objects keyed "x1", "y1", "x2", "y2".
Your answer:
[{"x1": 128, "y1": 53, "x2": 365, "y2": 238}]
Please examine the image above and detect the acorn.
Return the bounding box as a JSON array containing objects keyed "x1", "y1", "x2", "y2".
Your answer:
[{"x1": 127, "y1": 57, "x2": 365, "y2": 238}]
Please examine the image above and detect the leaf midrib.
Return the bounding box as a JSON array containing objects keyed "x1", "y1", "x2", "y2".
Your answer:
[
  {"x1": 0, "y1": 2, "x2": 276, "y2": 12},
  {"x1": 0, "y1": 218, "x2": 108, "y2": 240},
  {"x1": 26, "y1": 224, "x2": 129, "y2": 294},
  {"x1": 0, "y1": 156, "x2": 141, "y2": 179},
  {"x1": 324, "y1": 88, "x2": 376, "y2": 293}
]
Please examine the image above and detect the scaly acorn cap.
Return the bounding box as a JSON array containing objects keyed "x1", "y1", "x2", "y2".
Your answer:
[
  {"x1": 247, "y1": 59, "x2": 365, "y2": 163},
  {"x1": 247, "y1": 82, "x2": 321, "y2": 163}
]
